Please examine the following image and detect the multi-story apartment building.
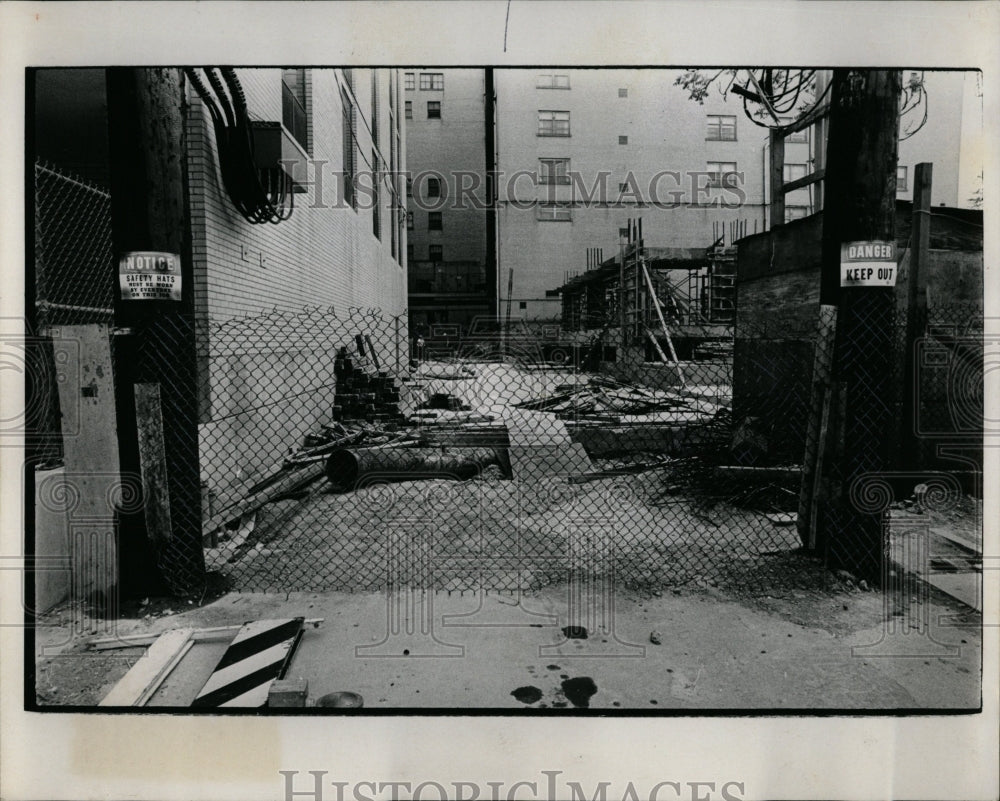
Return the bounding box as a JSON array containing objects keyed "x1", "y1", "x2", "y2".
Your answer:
[
  {"x1": 493, "y1": 69, "x2": 979, "y2": 320},
  {"x1": 403, "y1": 69, "x2": 489, "y2": 333}
]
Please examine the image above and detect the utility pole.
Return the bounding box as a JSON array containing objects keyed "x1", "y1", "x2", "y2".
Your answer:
[
  {"x1": 901, "y1": 163, "x2": 932, "y2": 469},
  {"x1": 107, "y1": 68, "x2": 205, "y2": 596},
  {"x1": 484, "y1": 68, "x2": 498, "y2": 319},
  {"x1": 809, "y1": 69, "x2": 902, "y2": 583}
]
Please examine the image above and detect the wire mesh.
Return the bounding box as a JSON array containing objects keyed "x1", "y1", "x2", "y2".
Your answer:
[
  {"x1": 189, "y1": 308, "x2": 834, "y2": 597},
  {"x1": 34, "y1": 162, "x2": 115, "y2": 327}
]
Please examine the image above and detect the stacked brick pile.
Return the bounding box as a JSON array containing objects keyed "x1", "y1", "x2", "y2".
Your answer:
[{"x1": 332, "y1": 346, "x2": 404, "y2": 424}]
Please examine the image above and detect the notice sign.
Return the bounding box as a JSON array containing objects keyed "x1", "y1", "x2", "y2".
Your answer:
[
  {"x1": 119, "y1": 251, "x2": 182, "y2": 301},
  {"x1": 840, "y1": 241, "x2": 897, "y2": 287}
]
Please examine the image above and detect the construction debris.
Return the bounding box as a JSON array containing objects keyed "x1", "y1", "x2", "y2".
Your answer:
[
  {"x1": 417, "y1": 361, "x2": 477, "y2": 379},
  {"x1": 513, "y1": 376, "x2": 713, "y2": 418},
  {"x1": 284, "y1": 422, "x2": 418, "y2": 467}
]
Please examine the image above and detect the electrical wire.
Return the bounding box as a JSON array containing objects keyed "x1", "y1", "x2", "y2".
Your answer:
[{"x1": 185, "y1": 67, "x2": 294, "y2": 224}]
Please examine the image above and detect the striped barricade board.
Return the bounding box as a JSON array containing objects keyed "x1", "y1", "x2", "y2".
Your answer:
[{"x1": 192, "y1": 617, "x2": 305, "y2": 707}]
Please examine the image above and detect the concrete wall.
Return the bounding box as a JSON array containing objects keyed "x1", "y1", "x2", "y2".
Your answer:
[{"x1": 187, "y1": 68, "x2": 409, "y2": 509}]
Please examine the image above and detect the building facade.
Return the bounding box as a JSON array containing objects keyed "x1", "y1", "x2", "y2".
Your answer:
[
  {"x1": 493, "y1": 69, "x2": 979, "y2": 321},
  {"x1": 185, "y1": 67, "x2": 408, "y2": 510},
  {"x1": 403, "y1": 69, "x2": 489, "y2": 333},
  {"x1": 31, "y1": 67, "x2": 409, "y2": 603}
]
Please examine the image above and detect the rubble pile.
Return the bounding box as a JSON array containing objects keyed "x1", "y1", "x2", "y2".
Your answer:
[{"x1": 514, "y1": 376, "x2": 708, "y2": 419}]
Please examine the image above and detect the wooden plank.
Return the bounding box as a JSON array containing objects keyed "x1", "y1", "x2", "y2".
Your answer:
[
  {"x1": 202, "y1": 462, "x2": 326, "y2": 539},
  {"x1": 99, "y1": 628, "x2": 194, "y2": 706},
  {"x1": 90, "y1": 619, "x2": 326, "y2": 650},
  {"x1": 782, "y1": 168, "x2": 826, "y2": 194},
  {"x1": 640, "y1": 261, "x2": 686, "y2": 387},
  {"x1": 769, "y1": 128, "x2": 785, "y2": 228},
  {"x1": 797, "y1": 304, "x2": 838, "y2": 548},
  {"x1": 136, "y1": 639, "x2": 194, "y2": 705},
  {"x1": 134, "y1": 383, "x2": 172, "y2": 550},
  {"x1": 781, "y1": 104, "x2": 830, "y2": 135},
  {"x1": 364, "y1": 334, "x2": 381, "y2": 370}
]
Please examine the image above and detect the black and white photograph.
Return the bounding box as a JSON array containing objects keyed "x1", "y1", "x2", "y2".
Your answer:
[{"x1": 1, "y1": 2, "x2": 997, "y2": 800}]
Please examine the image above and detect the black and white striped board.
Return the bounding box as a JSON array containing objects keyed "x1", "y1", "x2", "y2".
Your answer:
[{"x1": 192, "y1": 617, "x2": 304, "y2": 707}]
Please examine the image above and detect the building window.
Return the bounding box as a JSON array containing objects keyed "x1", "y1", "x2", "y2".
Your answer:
[
  {"x1": 706, "y1": 161, "x2": 739, "y2": 188},
  {"x1": 341, "y1": 87, "x2": 356, "y2": 209},
  {"x1": 419, "y1": 72, "x2": 444, "y2": 90},
  {"x1": 407, "y1": 243, "x2": 415, "y2": 261},
  {"x1": 429, "y1": 244, "x2": 443, "y2": 261},
  {"x1": 428, "y1": 211, "x2": 443, "y2": 230},
  {"x1": 427, "y1": 101, "x2": 441, "y2": 119},
  {"x1": 618, "y1": 135, "x2": 628, "y2": 145},
  {"x1": 404, "y1": 72, "x2": 415, "y2": 90},
  {"x1": 537, "y1": 202, "x2": 571, "y2": 222},
  {"x1": 282, "y1": 68, "x2": 309, "y2": 153},
  {"x1": 897, "y1": 165, "x2": 908, "y2": 191},
  {"x1": 780, "y1": 117, "x2": 810, "y2": 144},
  {"x1": 706, "y1": 114, "x2": 737, "y2": 141},
  {"x1": 537, "y1": 74, "x2": 570, "y2": 89},
  {"x1": 618, "y1": 87, "x2": 628, "y2": 98},
  {"x1": 538, "y1": 158, "x2": 570, "y2": 185},
  {"x1": 405, "y1": 100, "x2": 412, "y2": 119},
  {"x1": 783, "y1": 163, "x2": 808, "y2": 184},
  {"x1": 372, "y1": 149, "x2": 381, "y2": 240},
  {"x1": 427, "y1": 177, "x2": 441, "y2": 197},
  {"x1": 407, "y1": 210, "x2": 414, "y2": 230},
  {"x1": 785, "y1": 206, "x2": 809, "y2": 222},
  {"x1": 519, "y1": 301, "x2": 528, "y2": 310},
  {"x1": 537, "y1": 110, "x2": 570, "y2": 137}
]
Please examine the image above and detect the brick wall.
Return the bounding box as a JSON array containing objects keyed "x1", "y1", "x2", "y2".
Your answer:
[{"x1": 186, "y1": 69, "x2": 408, "y2": 509}]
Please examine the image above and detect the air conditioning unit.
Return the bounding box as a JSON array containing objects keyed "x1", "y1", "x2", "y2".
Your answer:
[{"x1": 250, "y1": 121, "x2": 309, "y2": 193}]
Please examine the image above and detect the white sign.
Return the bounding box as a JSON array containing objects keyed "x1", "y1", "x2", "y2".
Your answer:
[
  {"x1": 119, "y1": 251, "x2": 182, "y2": 301},
  {"x1": 840, "y1": 241, "x2": 897, "y2": 287}
]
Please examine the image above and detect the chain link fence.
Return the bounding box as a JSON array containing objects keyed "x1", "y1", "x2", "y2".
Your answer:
[
  {"x1": 31, "y1": 162, "x2": 115, "y2": 467},
  {"x1": 34, "y1": 162, "x2": 115, "y2": 328},
  {"x1": 184, "y1": 308, "x2": 852, "y2": 597}
]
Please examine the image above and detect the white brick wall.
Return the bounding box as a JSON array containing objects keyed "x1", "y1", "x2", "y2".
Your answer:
[{"x1": 187, "y1": 68, "x2": 409, "y2": 507}]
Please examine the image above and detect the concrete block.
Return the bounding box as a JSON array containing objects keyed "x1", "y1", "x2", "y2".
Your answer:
[{"x1": 268, "y1": 677, "x2": 308, "y2": 707}]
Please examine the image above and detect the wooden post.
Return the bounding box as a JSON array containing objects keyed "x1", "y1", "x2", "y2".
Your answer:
[
  {"x1": 769, "y1": 128, "x2": 785, "y2": 229},
  {"x1": 107, "y1": 68, "x2": 206, "y2": 595},
  {"x1": 134, "y1": 383, "x2": 172, "y2": 554},
  {"x1": 901, "y1": 163, "x2": 932, "y2": 468},
  {"x1": 797, "y1": 304, "x2": 837, "y2": 548},
  {"x1": 641, "y1": 261, "x2": 686, "y2": 387},
  {"x1": 812, "y1": 69, "x2": 902, "y2": 582},
  {"x1": 619, "y1": 236, "x2": 626, "y2": 345}
]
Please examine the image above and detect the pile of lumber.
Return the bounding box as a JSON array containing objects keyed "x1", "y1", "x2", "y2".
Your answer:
[
  {"x1": 285, "y1": 421, "x2": 420, "y2": 467},
  {"x1": 513, "y1": 376, "x2": 700, "y2": 417}
]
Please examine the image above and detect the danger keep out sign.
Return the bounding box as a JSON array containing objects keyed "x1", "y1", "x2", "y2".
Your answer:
[
  {"x1": 840, "y1": 241, "x2": 897, "y2": 287},
  {"x1": 119, "y1": 251, "x2": 182, "y2": 301}
]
